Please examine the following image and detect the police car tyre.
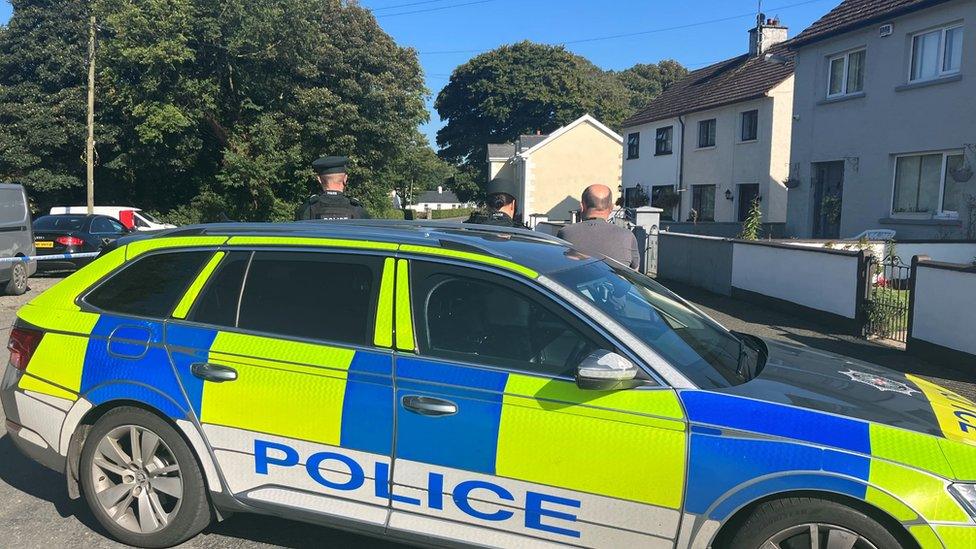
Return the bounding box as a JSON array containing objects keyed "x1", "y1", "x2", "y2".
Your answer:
[
  {"x1": 80, "y1": 407, "x2": 211, "y2": 548},
  {"x1": 5, "y1": 261, "x2": 28, "y2": 295},
  {"x1": 728, "y1": 496, "x2": 906, "y2": 549}
]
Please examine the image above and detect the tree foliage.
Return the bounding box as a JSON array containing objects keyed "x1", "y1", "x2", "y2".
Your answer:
[
  {"x1": 434, "y1": 41, "x2": 685, "y2": 188},
  {"x1": 0, "y1": 0, "x2": 431, "y2": 220}
]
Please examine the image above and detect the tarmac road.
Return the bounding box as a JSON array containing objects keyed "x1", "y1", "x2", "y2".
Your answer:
[{"x1": 0, "y1": 275, "x2": 403, "y2": 548}]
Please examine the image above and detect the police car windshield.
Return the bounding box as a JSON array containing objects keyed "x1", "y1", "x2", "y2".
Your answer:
[{"x1": 552, "y1": 261, "x2": 752, "y2": 389}]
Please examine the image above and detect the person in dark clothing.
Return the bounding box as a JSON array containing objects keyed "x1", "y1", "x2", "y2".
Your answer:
[
  {"x1": 296, "y1": 156, "x2": 370, "y2": 220},
  {"x1": 464, "y1": 177, "x2": 521, "y2": 227},
  {"x1": 557, "y1": 184, "x2": 640, "y2": 269}
]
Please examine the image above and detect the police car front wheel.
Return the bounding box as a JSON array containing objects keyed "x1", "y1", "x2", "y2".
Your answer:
[
  {"x1": 80, "y1": 407, "x2": 212, "y2": 548},
  {"x1": 728, "y1": 496, "x2": 907, "y2": 549}
]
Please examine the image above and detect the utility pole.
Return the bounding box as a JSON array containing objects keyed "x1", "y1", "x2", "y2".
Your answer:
[{"x1": 86, "y1": 14, "x2": 96, "y2": 214}]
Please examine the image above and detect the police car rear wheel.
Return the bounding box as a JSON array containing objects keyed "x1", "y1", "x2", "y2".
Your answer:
[
  {"x1": 80, "y1": 407, "x2": 211, "y2": 548},
  {"x1": 729, "y1": 497, "x2": 906, "y2": 549}
]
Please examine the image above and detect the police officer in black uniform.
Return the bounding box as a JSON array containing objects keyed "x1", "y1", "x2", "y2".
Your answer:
[
  {"x1": 296, "y1": 156, "x2": 370, "y2": 220},
  {"x1": 464, "y1": 176, "x2": 521, "y2": 227}
]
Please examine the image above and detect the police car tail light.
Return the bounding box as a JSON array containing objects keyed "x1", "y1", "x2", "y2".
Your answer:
[
  {"x1": 7, "y1": 328, "x2": 43, "y2": 371},
  {"x1": 55, "y1": 236, "x2": 84, "y2": 247}
]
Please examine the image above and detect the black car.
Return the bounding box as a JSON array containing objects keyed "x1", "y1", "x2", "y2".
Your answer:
[{"x1": 31, "y1": 214, "x2": 130, "y2": 271}]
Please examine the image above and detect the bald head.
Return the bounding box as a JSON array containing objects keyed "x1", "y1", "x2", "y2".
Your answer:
[{"x1": 580, "y1": 184, "x2": 613, "y2": 219}]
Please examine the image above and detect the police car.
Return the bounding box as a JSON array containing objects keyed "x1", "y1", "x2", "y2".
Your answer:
[{"x1": 3, "y1": 221, "x2": 976, "y2": 549}]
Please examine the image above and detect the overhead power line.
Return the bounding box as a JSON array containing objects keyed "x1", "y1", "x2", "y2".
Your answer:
[
  {"x1": 376, "y1": 0, "x2": 502, "y2": 18},
  {"x1": 370, "y1": 0, "x2": 457, "y2": 13},
  {"x1": 418, "y1": 0, "x2": 830, "y2": 55}
]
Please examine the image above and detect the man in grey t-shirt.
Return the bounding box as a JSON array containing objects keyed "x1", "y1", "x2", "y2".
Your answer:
[{"x1": 557, "y1": 185, "x2": 640, "y2": 269}]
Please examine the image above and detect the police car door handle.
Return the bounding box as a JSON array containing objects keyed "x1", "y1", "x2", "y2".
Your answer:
[
  {"x1": 191, "y1": 362, "x2": 238, "y2": 383},
  {"x1": 401, "y1": 395, "x2": 458, "y2": 417}
]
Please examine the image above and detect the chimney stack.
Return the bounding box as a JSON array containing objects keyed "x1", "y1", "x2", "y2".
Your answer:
[
  {"x1": 749, "y1": 14, "x2": 787, "y2": 57},
  {"x1": 437, "y1": 185, "x2": 443, "y2": 194}
]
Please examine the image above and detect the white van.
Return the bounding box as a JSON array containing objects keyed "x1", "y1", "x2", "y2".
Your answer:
[
  {"x1": 0, "y1": 184, "x2": 36, "y2": 295},
  {"x1": 48, "y1": 206, "x2": 176, "y2": 231}
]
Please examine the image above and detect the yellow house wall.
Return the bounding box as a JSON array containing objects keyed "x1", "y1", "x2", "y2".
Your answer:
[{"x1": 526, "y1": 123, "x2": 623, "y2": 221}]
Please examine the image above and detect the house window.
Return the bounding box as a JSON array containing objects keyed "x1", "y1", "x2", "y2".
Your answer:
[
  {"x1": 627, "y1": 132, "x2": 640, "y2": 159},
  {"x1": 892, "y1": 151, "x2": 967, "y2": 215},
  {"x1": 911, "y1": 25, "x2": 963, "y2": 82},
  {"x1": 698, "y1": 119, "x2": 716, "y2": 148},
  {"x1": 740, "y1": 110, "x2": 758, "y2": 142},
  {"x1": 827, "y1": 49, "x2": 865, "y2": 97},
  {"x1": 691, "y1": 185, "x2": 716, "y2": 221},
  {"x1": 655, "y1": 126, "x2": 673, "y2": 155}
]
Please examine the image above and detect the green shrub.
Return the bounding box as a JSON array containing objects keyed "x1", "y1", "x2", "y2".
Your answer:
[
  {"x1": 737, "y1": 198, "x2": 762, "y2": 240},
  {"x1": 369, "y1": 208, "x2": 406, "y2": 220},
  {"x1": 430, "y1": 207, "x2": 475, "y2": 220}
]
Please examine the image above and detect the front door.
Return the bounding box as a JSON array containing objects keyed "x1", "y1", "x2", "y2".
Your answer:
[
  {"x1": 812, "y1": 161, "x2": 845, "y2": 239},
  {"x1": 737, "y1": 183, "x2": 760, "y2": 221},
  {"x1": 165, "y1": 249, "x2": 396, "y2": 527},
  {"x1": 387, "y1": 260, "x2": 687, "y2": 547}
]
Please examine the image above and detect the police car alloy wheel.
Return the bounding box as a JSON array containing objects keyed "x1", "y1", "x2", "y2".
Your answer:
[
  {"x1": 80, "y1": 407, "x2": 212, "y2": 547},
  {"x1": 728, "y1": 497, "x2": 906, "y2": 549},
  {"x1": 5, "y1": 261, "x2": 27, "y2": 295}
]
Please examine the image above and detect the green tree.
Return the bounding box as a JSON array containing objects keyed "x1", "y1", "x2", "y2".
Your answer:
[
  {"x1": 0, "y1": 0, "x2": 431, "y2": 221},
  {"x1": 434, "y1": 41, "x2": 632, "y2": 179},
  {"x1": 0, "y1": 0, "x2": 92, "y2": 209},
  {"x1": 612, "y1": 59, "x2": 687, "y2": 113}
]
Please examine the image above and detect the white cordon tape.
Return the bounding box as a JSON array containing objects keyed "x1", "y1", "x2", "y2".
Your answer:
[{"x1": 0, "y1": 252, "x2": 100, "y2": 264}]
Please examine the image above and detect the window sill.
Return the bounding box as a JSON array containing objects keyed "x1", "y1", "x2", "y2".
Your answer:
[
  {"x1": 737, "y1": 139, "x2": 758, "y2": 145},
  {"x1": 879, "y1": 217, "x2": 962, "y2": 226},
  {"x1": 895, "y1": 74, "x2": 962, "y2": 92},
  {"x1": 818, "y1": 92, "x2": 865, "y2": 105},
  {"x1": 654, "y1": 152, "x2": 673, "y2": 156},
  {"x1": 696, "y1": 146, "x2": 716, "y2": 151},
  {"x1": 626, "y1": 156, "x2": 639, "y2": 161}
]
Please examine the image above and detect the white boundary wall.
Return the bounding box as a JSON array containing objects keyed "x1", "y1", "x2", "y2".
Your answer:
[
  {"x1": 731, "y1": 242, "x2": 861, "y2": 319},
  {"x1": 911, "y1": 263, "x2": 976, "y2": 357}
]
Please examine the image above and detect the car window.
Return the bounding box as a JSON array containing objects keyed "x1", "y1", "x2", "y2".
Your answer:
[
  {"x1": 236, "y1": 251, "x2": 381, "y2": 346},
  {"x1": 33, "y1": 216, "x2": 86, "y2": 231},
  {"x1": 85, "y1": 251, "x2": 213, "y2": 317},
  {"x1": 412, "y1": 261, "x2": 606, "y2": 378},
  {"x1": 552, "y1": 260, "x2": 747, "y2": 389},
  {"x1": 90, "y1": 217, "x2": 123, "y2": 234},
  {"x1": 187, "y1": 251, "x2": 251, "y2": 327},
  {"x1": 0, "y1": 188, "x2": 26, "y2": 224}
]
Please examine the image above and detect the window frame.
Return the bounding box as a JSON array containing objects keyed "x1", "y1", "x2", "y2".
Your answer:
[
  {"x1": 80, "y1": 248, "x2": 216, "y2": 320},
  {"x1": 697, "y1": 119, "x2": 716, "y2": 149},
  {"x1": 405, "y1": 257, "x2": 657, "y2": 385},
  {"x1": 826, "y1": 48, "x2": 866, "y2": 98},
  {"x1": 890, "y1": 150, "x2": 967, "y2": 217},
  {"x1": 166, "y1": 246, "x2": 392, "y2": 351},
  {"x1": 626, "y1": 132, "x2": 640, "y2": 160},
  {"x1": 740, "y1": 110, "x2": 759, "y2": 142},
  {"x1": 655, "y1": 126, "x2": 673, "y2": 156},
  {"x1": 89, "y1": 216, "x2": 126, "y2": 235},
  {"x1": 909, "y1": 24, "x2": 963, "y2": 83}
]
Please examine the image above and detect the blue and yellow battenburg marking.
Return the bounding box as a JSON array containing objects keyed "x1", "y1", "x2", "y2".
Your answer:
[{"x1": 12, "y1": 235, "x2": 976, "y2": 548}]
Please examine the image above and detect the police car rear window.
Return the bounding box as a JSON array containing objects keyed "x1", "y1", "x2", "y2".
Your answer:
[{"x1": 85, "y1": 251, "x2": 212, "y2": 318}]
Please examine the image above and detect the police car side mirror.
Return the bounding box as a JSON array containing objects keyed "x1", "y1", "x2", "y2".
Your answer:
[{"x1": 575, "y1": 350, "x2": 641, "y2": 391}]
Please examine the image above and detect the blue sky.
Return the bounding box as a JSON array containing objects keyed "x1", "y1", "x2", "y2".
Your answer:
[{"x1": 1, "y1": 0, "x2": 839, "y2": 145}]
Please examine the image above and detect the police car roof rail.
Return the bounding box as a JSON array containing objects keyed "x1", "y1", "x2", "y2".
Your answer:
[{"x1": 327, "y1": 219, "x2": 567, "y2": 246}]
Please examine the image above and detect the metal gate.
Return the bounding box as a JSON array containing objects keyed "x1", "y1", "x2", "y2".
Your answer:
[{"x1": 863, "y1": 250, "x2": 911, "y2": 344}]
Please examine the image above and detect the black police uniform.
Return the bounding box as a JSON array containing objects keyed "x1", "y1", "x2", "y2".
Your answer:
[
  {"x1": 296, "y1": 191, "x2": 369, "y2": 220},
  {"x1": 296, "y1": 155, "x2": 371, "y2": 220},
  {"x1": 463, "y1": 176, "x2": 521, "y2": 228},
  {"x1": 464, "y1": 209, "x2": 519, "y2": 227}
]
